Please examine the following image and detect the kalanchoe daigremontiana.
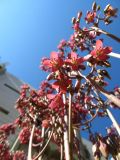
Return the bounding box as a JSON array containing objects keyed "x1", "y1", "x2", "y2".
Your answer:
[{"x1": 0, "y1": 1, "x2": 120, "y2": 160}]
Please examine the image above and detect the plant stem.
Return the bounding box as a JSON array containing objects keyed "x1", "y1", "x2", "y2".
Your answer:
[
  {"x1": 63, "y1": 94, "x2": 71, "y2": 160},
  {"x1": 68, "y1": 92, "x2": 73, "y2": 160},
  {"x1": 60, "y1": 143, "x2": 64, "y2": 160},
  {"x1": 86, "y1": 76, "x2": 120, "y2": 108},
  {"x1": 28, "y1": 124, "x2": 35, "y2": 160},
  {"x1": 10, "y1": 136, "x2": 19, "y2": 152},
  {"x1": 106, "y1": 109, "x2": 120, "y2": 136},
  {"x1": 33, "y1": 129, "x2": 54, "y2": 160},
  {"x1": 78, "y1": 70, "x2": 120, "y2": 108},
  {"x1": 74, "y1": 129, "x2": 81, "y2": 159},
  {"x1": 109, "y1": 52, "x2": 120, "y2": 59},
  {"x1": 91, "y1": 26, "x2": 120, "y2": 43},
  {"x1": 39, "y1": 127, "x2": 45, "y2": 160},
  {"x1": 101, "y1": 92, "x2": 120, "y2": 107}
]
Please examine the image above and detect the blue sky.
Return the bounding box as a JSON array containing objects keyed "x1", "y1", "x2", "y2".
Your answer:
[{"x1": 0, "y1": 0, "x2": 120, "y2": 137}]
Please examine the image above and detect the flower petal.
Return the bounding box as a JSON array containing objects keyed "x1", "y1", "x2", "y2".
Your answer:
[
  {"x1": 50, "y1": 52, "x2": 58, "y2": 59},
  {"x1": 96, "y1": 40, "x2": 103, "y2": 50},
  {"x1": 71, "y1": 52, "x2": 78, "y2": 59}
]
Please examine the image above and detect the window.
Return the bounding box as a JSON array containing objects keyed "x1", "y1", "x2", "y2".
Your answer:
[
  {"x1": 0, "y1": 105, "x2": 9, "y2": 114},
  {"x1": 4, "y1": 83, "x2": 20, "y2": 94}
]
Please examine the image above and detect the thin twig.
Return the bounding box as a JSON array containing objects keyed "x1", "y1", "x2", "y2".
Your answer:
[
  {"x1": 74, "y1": 108, "x2": 99, "y2": 126},
  {"x1": 10, "y1": 135, "x2": 19, "y2": 152},
  {"x1": 33, "y1": 128, "x2": 54, "y2": 160}
]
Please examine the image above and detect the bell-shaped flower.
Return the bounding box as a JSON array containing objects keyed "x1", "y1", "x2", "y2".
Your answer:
[
  {"x1": 90, "y1": 40, "x2": 112, "y2": 61},
  {"x1": 85, "y1": 11, "x2": 96, "y2": 23},
  {"x1": 65, "y1": 52, "x2": 84, "y2": 70},
  {"x1": 41, "y1": 52, "x2": 64, "y2": 72}
]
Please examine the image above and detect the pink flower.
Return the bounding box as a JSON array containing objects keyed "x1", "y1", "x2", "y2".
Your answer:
[
  {"x1": 89, "y1": 31, "x2": 96, "y2": 39},
  {"x1": 42, "y1": 120, "x2": 49, "y2": 128},
  {"x1": 65, "y1": 52, "x2": 84, "y2": 70},
  {"x1": 0, "y1": 143, "x2": 12, "y2": 160},
  {"x1": 57, "y1": 40, "x2": 67, "y2": 50},
  {"x1": 90, "y1": 40, "x2": 112, "y2": 61},
  {"x1": 49, "y1": 92, "x2": 64, "y2": 109},
  {"x1": 84, "y1": 96, "x2": 92, "y2": 103},
  {"x1": 21, "y1": 84, "x2": 29, "y2": 90},
  {"x1": 13, "y1": 151, "x2": 26, "y2": 160},
  {"x1": 52, "y1": 73, "x2": 72, "y2": 93},
  {"x1": 85, "y1": 11, "x2": 96, "y2": 23},
  {"x1": 18, "y1": 127, "x2": 30, "y2": 144},
  {"x1": 41, "y1": 52, "x2": 64, "y2": 72},
  {"x1": 73, "y1": 23, "x2": 80, "y2": 31},
  {"x1": 0, "y1": 123, "x2": 15, "y2": 135}
]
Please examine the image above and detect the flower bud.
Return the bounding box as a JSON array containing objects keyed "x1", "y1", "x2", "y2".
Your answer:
[
  {"x1": 71, "y1": 17, "x2": 76, "y2": 24},
  {"x1": 92, "y1": 2, "x2": 97, "y2": 11}
]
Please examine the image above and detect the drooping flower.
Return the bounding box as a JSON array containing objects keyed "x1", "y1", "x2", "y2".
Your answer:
[
  {"x1": 52, "y1": 73, "x2": 72, "y2": 93},
  {"x1": 85, "y1": 11, "x2": 96, "y2": 23},
  {"x1": 90, "y1": 40, "x2": 112, "y2": 61},
  {"x1": 41, "y1": 52, "x2": 64, "y2": 72}
]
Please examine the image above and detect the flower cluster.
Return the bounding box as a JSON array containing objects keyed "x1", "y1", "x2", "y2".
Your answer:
[
  {"x1": 13, "y1": 151, "x2": 26, "y2": 160},
  {"x1": 0, "y1": 2, "x2": 119, "y2": 160},
  {"x1": 0, "y1": 131, "x2": 12, "y2": 160},
  {"x1": 18, "y1": 127, "x2": 31, "y2": 144}
]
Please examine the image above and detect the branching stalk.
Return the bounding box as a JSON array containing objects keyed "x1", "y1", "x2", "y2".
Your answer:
[
  {"x1": 68, "y1": 92, "x2": 73, "y2": 160},
  {"x1": 63, "y1": 94, "x2": 71, "y2": 160},
  {"x1": 33, "y1": 129, "x2": 54, "y2": 160},
  {"x1": 60, "y1": 142, "x2": 64, "y2": 160},
  {"x1": 39, "y1": 127, "x2": 45, "y2": 160},
  {"x1": 28, "y1": 124, "x2": 35, "y2": 160},
  {"x1": 86, "y1": 76, "x2": 120, "y2": 108},
  {"x1": 91, "y1": 26, "x2": 120, "y2": 43}
]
